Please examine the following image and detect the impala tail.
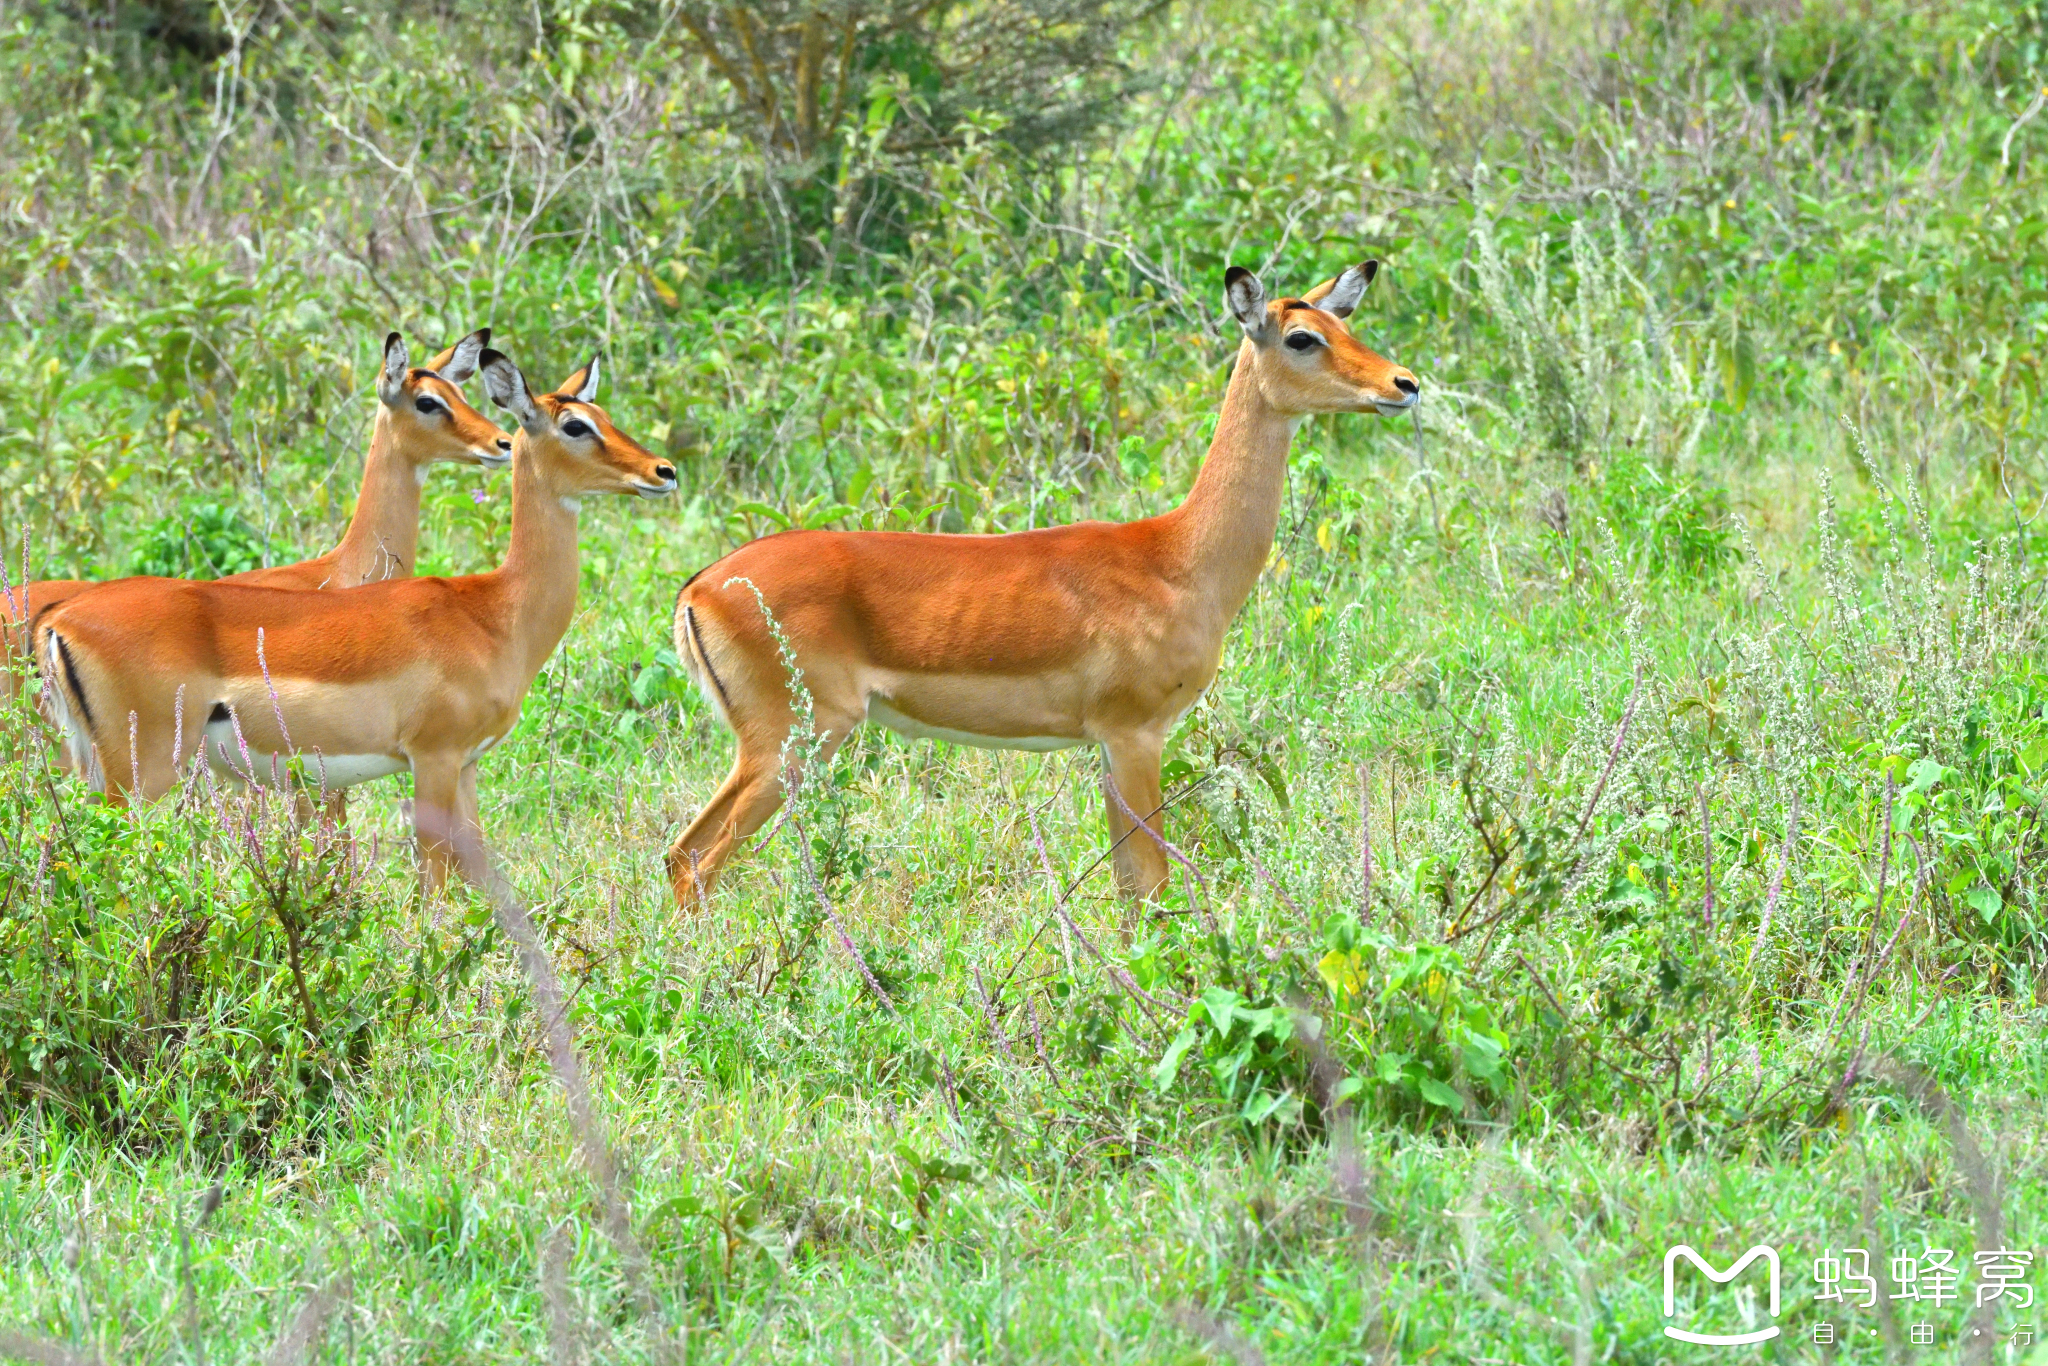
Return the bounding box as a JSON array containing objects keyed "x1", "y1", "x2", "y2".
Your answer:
[{"x1": 37, "y1": 623, "x2": 105, "y2": 791}]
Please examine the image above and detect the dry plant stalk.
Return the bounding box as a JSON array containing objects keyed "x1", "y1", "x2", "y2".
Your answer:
[
  {"x1": 0, "y1": 1330, "x2": 103, "y2": 1366},
  {"x1": 263, "y1": 1273, "x2": 350, "y2": 1366},
  {"x1": 426, "y1": 806, "x2": 679, "y2": 1363}
]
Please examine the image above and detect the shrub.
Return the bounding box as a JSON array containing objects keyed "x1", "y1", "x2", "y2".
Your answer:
[
  {"x1": 0, "y1": 715, "x2": 404, "y2": 1156},
  {"x1": 125, "y1": 500, "x2": 272, "y2": 580}
]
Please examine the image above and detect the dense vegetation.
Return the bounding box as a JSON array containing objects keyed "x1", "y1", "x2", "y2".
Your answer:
[{"x1": 2, "y1": 0, "x2": 2047, "y2": 1359}]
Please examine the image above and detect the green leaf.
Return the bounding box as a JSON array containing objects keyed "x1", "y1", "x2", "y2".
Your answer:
[
  {"x1": 1241, "y1": 1090, "x2": 1288, "y2": 1126},
  {"x1": 1318, "y1": 948, "x2": 1365, "y2": 997},
  {"x1": 730, "y1": 501, "x2": 793, "y2": 529},
  {"x1": 1966, "y1": 885, "x2": 2002, "y2": 921},
  {"x1": 1907, "y1": 758, "x2": 1947, "y2": 792},
  {"x1": 802, "y1": 503, "x2": 862, "y2": 530},
  {"x1": 1199, "y1": 987, "x2": 1242, "y2": 1039},
  {"x1": 1152, "y1": 1027, "x2": 1199, "y2": 1093},
  {"x1": 1417, "y1": 1074, "x2": 1463, "y2": 1110},
  {"x1": 642, "y1": 1194, "x2": 704, "y2": 1228}
]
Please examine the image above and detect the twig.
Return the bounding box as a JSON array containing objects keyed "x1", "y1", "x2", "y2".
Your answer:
[
  {"x1": 0, "y1": 1330, "x2": 102, "y2": 1366},
  {"x1": 1744, "y1": 789, "x2": 1802, "y2": 982},
  {"x1": 1026, "y1": 808, "x2": 1175, "y2": 1027},
  {"x1": 1697, "y1": 782, "x2": 1715, "y2": 936},
  {"x1": 541, "y1": 1223, "x2": 581, "y2": 1366},
  {"x1": 263, "y1": 1273, "x2": 350, "y2": 1366},
  {"x1": 788, "y1": 812, "x2": 893, "y2": 1010},
  {"x1": 179, "y1": 1181, "x2": 225, "y2": 1366},
  {"x1": 1024, "y1": 992, "x2": 1062, "y2": 1090},
  {"x1": 972, "y1": 967, "x2": 1014, "y2": 1061},
  {"x1": 1828, "y1": 771, "x2": 1897, "y2": 1044},
  {"x1": 936, "y1": 1046, "x2": 964, "y2": 1130},
  {"x1": 1167, "y1": 1306, "x2": 1267, "y2": 1366},
  {"x1": 1572, "y1": 666, "x2": 1643, "y2": 849},
  {"x1": 2002, "y1": 86, "x2": 2048, "y2": 169},
  {"x1": 1357, "y1": 762, "x2": 1374, "y2": 924},
  {"x1": 432, "y1": 812, "x2": 679, "y2": 1362},
  {"x1": 1102, "y1": 768, "x2": 1218, "y2": 926},
  {"x1": 1051, "y1": 771, "x2": 1218, "y2": 906}
]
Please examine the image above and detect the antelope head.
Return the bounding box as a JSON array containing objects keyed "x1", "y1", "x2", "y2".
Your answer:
[
  {"x1": 481, "y1": 351, "x2": 679, "y2": 503},
  {"x1": 377, "y1": 329, "x2": 515, "y2": 470},
  {"x1": 1226, "y1": 261, "x2": 1420, "y2": 417}
]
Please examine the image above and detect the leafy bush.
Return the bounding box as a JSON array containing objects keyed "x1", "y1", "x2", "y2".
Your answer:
[
  {"x1": 125, "y1": 500, "x2": 271, "y2": 580},
  {"x1": 0, "y1": 721, "x2": 401, "y2": 1156},
  {"x1": 1595, "y1": 449, "x2": 1735, "y2": 578},
  {"x1": 1146, "y1": 914, "x2": 1512, "y2": 1131},
  {"x1": 1316, "y1": 920, "x2": 1510, "y2": 1115}
]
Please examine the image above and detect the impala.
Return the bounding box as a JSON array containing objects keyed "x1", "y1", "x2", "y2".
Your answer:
[
  {"x1": 34, "y1": 351, "x2": 677, "y2": 888},
  {"x1": 2, "y1": 329, "x2": 510, "y2": 671},
  {"x1": 665, "y1": 262, "x2": 1417, "y2": 908}
]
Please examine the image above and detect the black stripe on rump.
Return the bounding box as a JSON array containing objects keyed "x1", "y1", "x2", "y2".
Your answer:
[
  {"x1": 51, "y1": 633, "x2": 96, "y2": 733},
  {"x1": 683, "y1": 604, "x2": 732, "y2": 714}
]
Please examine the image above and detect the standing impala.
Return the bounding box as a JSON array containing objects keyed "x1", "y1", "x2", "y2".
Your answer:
[
  {"x1": 34, "y1": 351, "x2": 677, "y2": 888},
  {"x1": 2, "y1": 329, "x2": 510, "y2": 670},
  {"x1": 666, "y1": 262, "x2": 1418, "y2": 907}
]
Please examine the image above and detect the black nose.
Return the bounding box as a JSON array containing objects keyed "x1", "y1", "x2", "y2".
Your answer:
[
  {"x1": 495, "y1": 437, "x2": 512, "y2": 451},
  {"x1": 654, "y1": 463, "x2": 677, "y2": 483},
  {"x1": 1394, "y1": 376, "x2": 1419, "y2": 395}
]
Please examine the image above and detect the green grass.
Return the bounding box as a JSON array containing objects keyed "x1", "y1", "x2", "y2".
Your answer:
[{"x1": 4, "y1": 0, "x2": 2048, "y2": 1360}]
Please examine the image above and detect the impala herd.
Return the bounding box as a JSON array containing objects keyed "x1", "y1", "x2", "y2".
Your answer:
[{"x1": 2, "y1": 264, "x2": 1418, "y2": 910}]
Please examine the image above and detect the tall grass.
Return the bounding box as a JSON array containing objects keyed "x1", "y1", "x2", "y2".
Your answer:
[{"x1": 1, "y1": 0, "x2": 2046, "y2": 1359}]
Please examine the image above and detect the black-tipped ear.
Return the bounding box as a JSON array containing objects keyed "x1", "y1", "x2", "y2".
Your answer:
[
  {"x1": 1313, "y1": 260, "x2": 1380, "y2": 319},
  {"x1": 555, "y1": 356, "x2": 601, "y2": 405},
  {"x1": 427, "y1": 328, "x2": 490, "y2": 384},
  {"x1": 480, "y1": 348, "x2": 543, "y2": 431},
  {"x1": 1225, "y1": 266, "x2": 1270, "y2": 338},
  {"x1": 378, "y1": 332, "x2": 409, "y2": 402}
]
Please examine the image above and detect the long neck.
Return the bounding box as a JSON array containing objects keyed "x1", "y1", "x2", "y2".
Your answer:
[
  {"x1": 498, "y1": 441, "x2": 583, "y2": 678},
  {"x1": 1167, "y1": 340, "x2": 1300, "y2": 615},
  {"x1": 327, "y1": 407, "x2": 423, "y2": 586}
]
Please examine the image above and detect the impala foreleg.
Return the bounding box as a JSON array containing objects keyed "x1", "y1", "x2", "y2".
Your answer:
[
  {"x1": 1101, "y1": 736, "x2": 1169, "y2": 901},
  {"x1": 411, "y1": 755, "x2": 479, "y2": 894}
]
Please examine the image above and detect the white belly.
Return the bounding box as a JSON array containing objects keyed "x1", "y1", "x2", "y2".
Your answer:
[
  {"x1": 203, "y1": 721, "x2": 409, "y2": 791},
  {"x1": 864, "y1": 695, "x2": 1086, "y2": 753}
]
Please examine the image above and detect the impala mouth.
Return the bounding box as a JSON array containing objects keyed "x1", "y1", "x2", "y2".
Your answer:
[
  {"x1": 1372, "y1": 393, "x2": 1419, "y2": 415},
  {"x1": 478, "y1": 442, "x2": 513, "y2": 469},
  {"x1": 633, "y1": 462, "x2": 679, "y2": 498}
]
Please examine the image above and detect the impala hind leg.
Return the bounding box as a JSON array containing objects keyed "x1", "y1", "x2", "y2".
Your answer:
[
  {"x1": 1101, "y1": 735, "x2": 1169, "y2": 901},
  {"x1": 666, "y1": 709, "x2": 860, "y2": 911},
  {"x1": 665, "y1": 741, "x2": 782, "y2": 909}
]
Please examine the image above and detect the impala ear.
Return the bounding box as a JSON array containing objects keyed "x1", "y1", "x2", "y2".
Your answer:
[
  {"x1": 1224, "y1": 267, "x2": 1271, "y2": 339},
  {"x1": 378, "y1": 332, "x2": 409, "y2": 404},
  {"x1": 480, "y1": 348, "x2": 543, "y2": 432},
  {"x1": 1309, "y1": 260, "x2": 1379, "y2": 319},
  {"x1": 555, "y1": 355, "x2": 600, "y2": 404},
  {"x1": 427, "y1": 328, "x2": 490, "y2": 385}
]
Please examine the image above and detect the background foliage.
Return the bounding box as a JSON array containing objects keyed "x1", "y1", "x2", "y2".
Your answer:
[{"x1": 3, "y1": 0, "x2": 2048, "y2": 1359}]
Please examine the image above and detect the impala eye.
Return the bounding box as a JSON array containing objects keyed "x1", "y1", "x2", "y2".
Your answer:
[
  {"x1": 414, "y1": 396, "x2": 442, "y2": 414},
  {"x1": 1284, "y1": 332, "x2": 1320, "y2": 352},
  {"x1": 561, "y1": 418, "x2": 593, "y2": 439}
]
